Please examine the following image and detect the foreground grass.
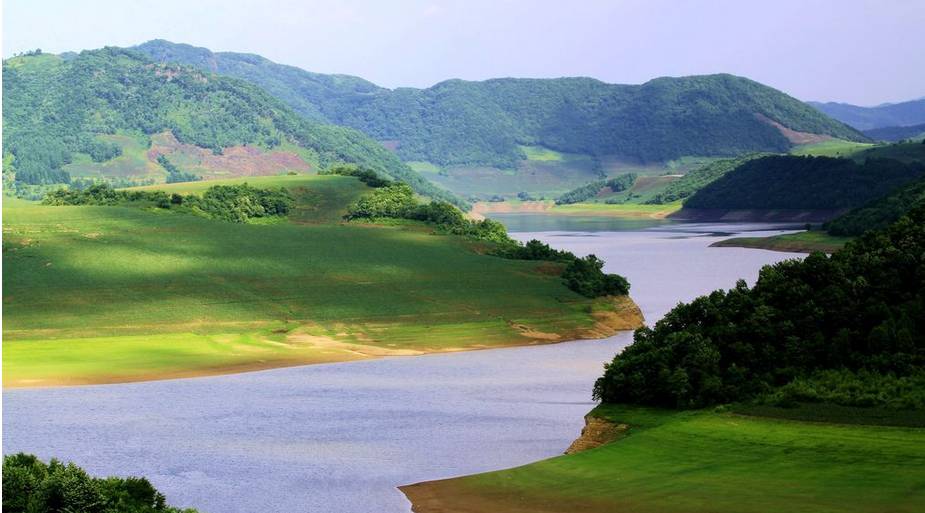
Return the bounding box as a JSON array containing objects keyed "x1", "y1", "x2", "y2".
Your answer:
[
  {"x1": 713, "y1": 230, "x2": 852, "y2": 253},
  {"x1": 3, "y1": 175, "x2": 640, "y2": 387},
  {"x1": 401, "y1": 404, "x2": 925, "y2": 513}
]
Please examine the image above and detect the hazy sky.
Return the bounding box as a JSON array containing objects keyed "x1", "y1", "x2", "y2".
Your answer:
[{"x1": 4, "y1": 0, "x2": 924, "y2": 105}]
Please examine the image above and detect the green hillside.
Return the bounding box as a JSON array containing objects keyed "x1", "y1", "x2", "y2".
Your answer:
[
  {"x1": 134, "y1": 40, "x2": 865, "y2": 170},
  {"x1": 684, "y1": 155, "x2": 925, "y2": 210},
  {"x1": 3, "y1": 175, "x2": 639, "y2": 387},
  {"x1": 1, "y1": 48, "x2": 462, "y2": 207},
  {"x1": 827, "y1": 175, "x2": 925, "y2": 236}
]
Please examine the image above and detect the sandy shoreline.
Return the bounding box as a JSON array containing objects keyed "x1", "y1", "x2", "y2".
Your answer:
[{"x1": 5, "y1": 296, "x2": 643, "y2": 389}]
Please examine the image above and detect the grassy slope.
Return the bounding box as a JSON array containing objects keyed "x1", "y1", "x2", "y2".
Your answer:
[
  {"x1": 790, "y1": 139, "x2": 875, "y2": 157},
  {"x1": 401, "y1": 404, "x2": 925, "y2": 513},
  {"x1": 712, "y1": 230, "x2": 852, "y2": 253},
  {"x1": 3, "y1": 175, "x2": 640, "y2": 387}
]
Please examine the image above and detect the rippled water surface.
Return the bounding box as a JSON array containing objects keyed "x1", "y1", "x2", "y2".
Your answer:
[{"x1": 3, "y1": 223, "x2": 803, "y2": 513}]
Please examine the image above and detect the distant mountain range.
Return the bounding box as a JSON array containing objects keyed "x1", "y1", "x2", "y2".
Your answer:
[
  {"x1": 135, "y1": 40, "x2": 865, "y2": 169},
  {"x1": 863, "y1": 123, "x2": 925, "y2": 142},
  {"x1": 809, "y1": 99, "x2": 925, "y2": 131}
]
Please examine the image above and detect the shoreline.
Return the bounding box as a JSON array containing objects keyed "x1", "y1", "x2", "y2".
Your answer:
[
  {"x1": 470, "y1": 200, "x2": 680, "y2": 220},
  {"x1": 712, "y1": 231, "x2": 852, "y2": 254},
  {"x1": 4, "y1": 296, "x2": 644, "y2": 390}
]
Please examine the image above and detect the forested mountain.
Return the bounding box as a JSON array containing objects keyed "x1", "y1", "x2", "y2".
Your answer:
[
  {"x1": 135, "y1": 40, "x2": 865, "y2": 168},
  {"x1": 864, "y1": 123, "x2": 925, "y2": 142},
  {"x1": 2, "y1": 47, "x2": 461, "y2": 206},
  {"x1": 810, "y1": 98, "x2": 925, "y2": 130},
  {"x1": 684, "y1": 155, "x2": 925, "y2": 210}
]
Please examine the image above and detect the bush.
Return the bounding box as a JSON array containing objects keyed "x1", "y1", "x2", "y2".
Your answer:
[
  {"x1": 2, "y1": 453, "x2": 197, "y2": 513},
  {"x1": 344, "y1": 183, "x2": 417, "y2": 220},
  {"x1": 562, "y1": 255, "x2": 630, "y2": 297}
]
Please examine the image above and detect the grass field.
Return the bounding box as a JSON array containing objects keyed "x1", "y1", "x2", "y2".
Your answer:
[
  {"x1": 790, "y1": 139, "x2": 876, "y2": 157},
  {"x1": 519, "y1": 145, "x2": 565, "y2": 161},
  {"x1": 3, "y1": 175, "x2": 640, "y2": 387},
  {"x1": 712, "y1": 230, "x2": 852, "y2": 253},
  {"x1": 401, "y1": 404, "x2": 925, "y2": 513}
]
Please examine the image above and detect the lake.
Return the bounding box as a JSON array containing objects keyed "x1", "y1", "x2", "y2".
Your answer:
[{"x1": 2, "y1": 222, "x2": 804, "y2": 513}]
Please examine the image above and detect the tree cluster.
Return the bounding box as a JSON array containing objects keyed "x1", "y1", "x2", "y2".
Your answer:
[
  {"x1": 3, "y1": 453, "x2": 197, "y2": 513},
  {"x1": 594, "y1": 205, "x2": 925, "y2": 409},
  {"x1": 43, "y1": 183, "x2": 293, "y2": 223}
]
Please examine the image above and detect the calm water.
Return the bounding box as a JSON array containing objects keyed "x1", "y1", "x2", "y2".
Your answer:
[{"x1": 3, "y1": 223, "x2": 803, "y2": 513}]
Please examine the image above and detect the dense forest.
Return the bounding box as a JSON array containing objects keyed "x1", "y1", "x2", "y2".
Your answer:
[
  {"x1": 826, "y1": 175, "x2": 925, "y2": 235},
  {"x1": 684, "y1": 155, "x2": 925, "y2": 210},
  {"x1": 1, "y1": 48, "x2": 464, "y2": 207},
  {"x1": 594, "y1": 205, "x2": 925, "y2": 410},
  {"x1": 3, "y1": 453, "x2": 197, "y2": 513},
  {"x1": 135, "y1": 40, "x2": 865, "y2": 168}
]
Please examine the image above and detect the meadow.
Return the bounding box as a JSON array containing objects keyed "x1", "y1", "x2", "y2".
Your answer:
[
  {"x1": 3, "y1": 175, "x2": 639, "y2": 387},
  {"x1": 790, "y1": 139, "x2": 876, "y2": 157},
  {"x1": 402, "y1": 404, "x2": 925, "y2": 513}
]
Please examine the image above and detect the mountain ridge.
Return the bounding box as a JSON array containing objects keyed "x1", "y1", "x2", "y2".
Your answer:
[
  {"x1": 809, "y1": 98, "x2": 925, "y2": 130},
  {"x1": 134, "y1": 40, "x2": 866, "y2": 169}
]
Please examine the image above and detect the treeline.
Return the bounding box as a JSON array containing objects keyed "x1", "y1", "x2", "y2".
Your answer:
[
  {"x1": 593, "y1": 205, "x2": 925, "y2": 409},
  {"x1": 345, "y1": 185, "x2": 630, "y2": 297},
  {"x1": 43, "y1": 183, "x2": 293, "y2": 223},
  {"x1": 684, "y1": 155, "x2": 925, "y2": 210},
  {"x1": 3, "y1": 453, "x2": 198, "y2": 513},
  {"x1": 556, "y1": 174, "x2": 637, "y2": 205}
]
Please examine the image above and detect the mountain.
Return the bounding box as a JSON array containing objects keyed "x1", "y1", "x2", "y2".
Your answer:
[
  {"x1": 809, "y1": 99, "x2": 925, "y2": 130},
  {"x1": 134, "y1": 40, "x2": 865, "y2": 170},
  {"x1": 2, "y1": 47, "x2": 462, "y2": 206},
  {"x1": 864, "y1": 123, "x2": 925, "y2": 142}
]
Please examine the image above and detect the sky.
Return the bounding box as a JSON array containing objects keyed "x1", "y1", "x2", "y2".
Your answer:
[{"x1": 3, "y1": 0, "x2": 924, "y2": 105}]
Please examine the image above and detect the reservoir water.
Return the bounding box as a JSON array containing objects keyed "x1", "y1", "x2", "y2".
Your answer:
[{"x1": 3, "y1": 222, "x2": 804, "y2": 513}]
